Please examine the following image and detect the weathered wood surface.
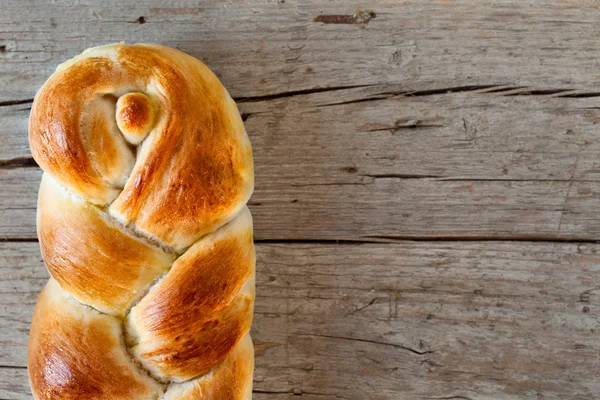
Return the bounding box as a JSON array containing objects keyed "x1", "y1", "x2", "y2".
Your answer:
[
  {"x1": 2, "y1": 241, "x2": 599, "y2": 400},
  {"x1": 4, "y1": 0, "x2": 600, "y2": 101},
  {"x1": 7, "y1": 92, "x2": 600, "y2": 241},
  {"x1": 2, "y1": 0, "x2": 600, "y2": 399}
]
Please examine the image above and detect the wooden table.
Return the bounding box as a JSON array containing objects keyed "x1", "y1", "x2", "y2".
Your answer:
[{"x1": 2, "y1": 1, "x2": 600, "y2": 399}]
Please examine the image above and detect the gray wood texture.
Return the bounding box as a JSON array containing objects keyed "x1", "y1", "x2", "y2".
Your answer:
[
  {"x1": 1, "y1": 0, "x2": 600, "y2": 399},
  {"x1": 3, "y1": 241, "x2": 600, "y2": 400}
]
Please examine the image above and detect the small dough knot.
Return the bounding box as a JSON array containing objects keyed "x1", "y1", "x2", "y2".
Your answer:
[{"x1": 116, "y1": 92, "x2": 155, "y2": 145}]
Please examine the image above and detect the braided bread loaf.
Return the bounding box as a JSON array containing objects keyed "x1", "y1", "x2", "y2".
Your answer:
[{"x1": 27, "y1": 43, "x2": 255, "y2": 399}]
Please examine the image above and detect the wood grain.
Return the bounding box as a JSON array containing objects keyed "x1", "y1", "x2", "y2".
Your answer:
[
  {"x1": 5, "y1": 1, "x2": 600, "y2": 242},
  {"x1": 1, "y1": 241, "x2": 599, "y2": 399},
  {"x1": 6, "y1": 90, "x2": 600, "y2": 241},
  {"x1": 3, "y1": 0, "x2": 600, "y2": 398},
  {"x1": 4, "y1": 1, "x2": 600, "y2": 101}
]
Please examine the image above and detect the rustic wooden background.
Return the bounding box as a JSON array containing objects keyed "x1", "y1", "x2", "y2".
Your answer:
[{"x1": 2, "y1": 1, "x2": 600, "y2": 399}]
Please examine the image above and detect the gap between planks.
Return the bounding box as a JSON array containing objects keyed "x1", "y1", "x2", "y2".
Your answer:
[{"x1": 4, "y1": 237, "x2": 600, "y2": 245}]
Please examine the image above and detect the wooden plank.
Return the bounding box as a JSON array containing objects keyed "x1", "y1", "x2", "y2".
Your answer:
[
  {"x1": 0, "y1": 368, "x2": 30, "y2": 400},
  {"x1": 2, "y1": 241, "x2": 599, "y2": 399},
  {"x1": 4, "y1": 1, "x2": 600, "y2": 103},
  {"x1": 5, "y1": 0, "x2": 600, "y2": 242},
  {"x1": 6, "y1": 91, "x2": 600, "y2": 241},
  {"x1": 0, "y1": 242, "x2": 45, "y2": 370},
  {"x1": 0, "y1": 103, "x2": 30, "y2": 162},
  {"x1": 5, "y1": 90, "x2": 600, "y2": 179},
  {"x1": 0, "y1": 168, "x2": 40, "y2": 240},
  {"x1": 3, "y1": 2, "x2": 600, "y2": 399},
  {"x1": 0, "y1": 166, "x2": 578, "y2": 241}
]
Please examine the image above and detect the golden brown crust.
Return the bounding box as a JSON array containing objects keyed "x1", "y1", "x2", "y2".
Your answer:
[
  {"x1": 116, "y1": 92, "x2": 155, "y2": 144},
  {"x1": 109, "y1": 44, "x2": 253, "y2": 250},
  {"x1": 28, "y1": 280, "x2": 161, "y2": 399},
  {"x1": 29, "y1": 43, "x2": 254, "y2": 248},
  {"x1": 128, "y1": 208, "x2": 255, "y2": 381},
  {"x1": 28, "y1": 43, "x2": 256, "y2": 398},
  {"x1": 163, "y1": 334, "x2": 254, "y2": 400},
  {"x1": 37, "y1": 174, "x2": 174, "y2": 316},
  {"x1": 80, "y1": 94, "x2": 136, "y2": 189}
]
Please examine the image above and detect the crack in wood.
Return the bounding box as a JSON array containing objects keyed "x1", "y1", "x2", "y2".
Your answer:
[
  {"x1": 0, "y1": 237, "x2": 39, "y2": 242},
  {"x1": 313, "y1": 84, "x2": 600, "y2": 107},
  {"x1": 558, "y1": 92, "x2": 600, "y2": 98},
  {"x1": 435, "y1": 177, "x2": 600, "y2": 183},
  {"x1": 359, "y1": 119, "x2": 445, "y2": 132},
  {"x1": 128, "y1": 16, "x2": 146, "y2": 24},
  {"x1": 313, "y1": 85, "x2": 540, "y2": 107},
  {"x1": 0, "y1": 365, "x2": 27, "y2": 369},
  {"x1": 314, "y1": 9, "x2": 376, "y2": 25},
  {"x1": 362, "y1": 235, "x2": 600, "y2": 244},
  {"x1": 481, "y1": 86, "x2": 529, "y2": 93},
  {"x1": 255, "y1": 239, "x2": 384, "y2": 245},
  {"x1": 253, "y1": 388, "x2": 347, "y2": 398},
  {"x1": 362, "y1": 173, "x2": 441, "y2": 179},
  {"x1": 505, "y1": 89, "x2": 573, "y2": 96},
  {"x1": 0, "y1": 157, "x2": 37, "y2": 169},
  {"x1": 316, "y1": 95, "x2": 390, "y2": 107},
  {"x1": 358, "y1": 174, "x2": 600, "y2": 183},
  {"x1": 297, "y1": 333, "x2": 435, "y2": 355},
  {"x1": 317, "y1": 85, "x2": 502, "y2": 107},
  {"x1": 0, "y1": 98, "x2": 34, "y2": 107},
  {"x1": 252, "y1": 389, "x2": 292, "y2": 394},
  {"x1": 234, "y1": 84, "x2": 375, "y2": 103},
  {"x1": 346, "y1": 297, "x2": 381, "y2": 316},
  {"x1": 397, "y1": 85, "x2": 501, "y2": 97},
  {"x1": 289, "y1": 182, "x2": 366, "y2": 187},
  {"x1": 424, "y1": 396, "x2": 474, "y2": 400}
]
